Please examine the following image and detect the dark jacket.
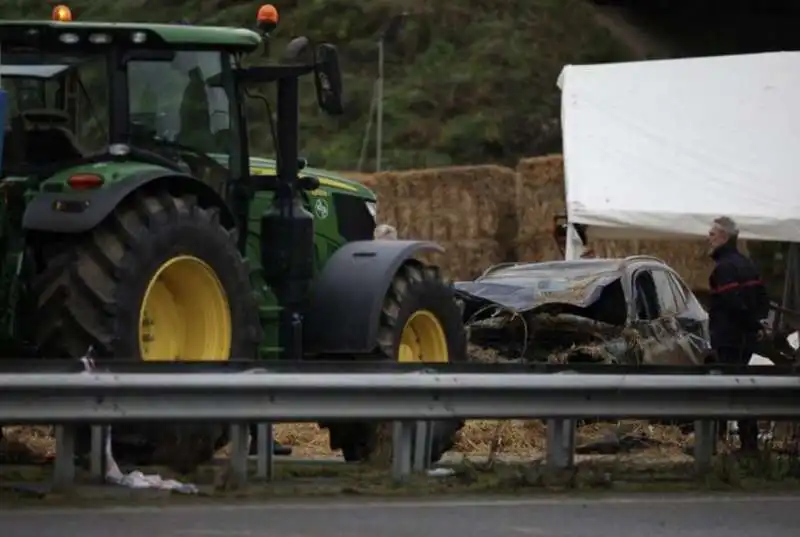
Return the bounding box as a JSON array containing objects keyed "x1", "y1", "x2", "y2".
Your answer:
[{"x1": 708, "y1": 241, "x2": 769, "y2": 348}]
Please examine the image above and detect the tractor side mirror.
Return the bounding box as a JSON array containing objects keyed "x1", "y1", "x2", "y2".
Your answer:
[
  {"x1": 314, "y1": 43, "x2": 343, "y2": 116},
  {"x1": 282, "y1": 36, "x2": 310, "y2": 62}
]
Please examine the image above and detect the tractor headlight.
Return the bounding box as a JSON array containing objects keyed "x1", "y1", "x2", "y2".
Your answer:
[
  {"x1": 89, "y1": 33, "x2": 111, "y2": 44},
  {"x1": 365, "y1": 201, "x2": 377, "y2": 221},
  {"x1": 59, "y1": 32, "x2": 80, "y2": 44}
]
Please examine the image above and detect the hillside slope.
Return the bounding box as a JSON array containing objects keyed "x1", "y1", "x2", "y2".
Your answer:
[{"x1": 7, "y1": 0, "x2": 632, "y2": 170}]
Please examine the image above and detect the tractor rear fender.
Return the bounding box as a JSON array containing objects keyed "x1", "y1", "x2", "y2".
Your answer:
[
  {"x1": 303, "y1": 240, "x2": 444, "y2": 354},
  {"x1": 22, "y1": 169, "x2": 236, "y2": 233}
]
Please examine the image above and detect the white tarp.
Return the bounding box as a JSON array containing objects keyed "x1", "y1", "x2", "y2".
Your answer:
[{"x1": 558, "y1": 52, "x2": 800, "y2": 243}]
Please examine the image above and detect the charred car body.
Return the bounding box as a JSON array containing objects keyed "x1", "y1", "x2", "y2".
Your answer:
[{"x1": 456, "y1": 256, "x2": 712, "y2": 365}]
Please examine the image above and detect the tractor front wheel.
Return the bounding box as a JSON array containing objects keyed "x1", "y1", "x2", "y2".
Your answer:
[
  {"x1": 326, "y1": 260, "x2": 467, "y2": 464},
  {"x1": 31, "y1": 189, "x2": 261, "y2": 473}
]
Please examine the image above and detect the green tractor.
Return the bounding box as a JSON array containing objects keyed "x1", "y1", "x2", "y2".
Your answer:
[{"x1": 0, "y1": 5, "x2": 467, "y2": 471}]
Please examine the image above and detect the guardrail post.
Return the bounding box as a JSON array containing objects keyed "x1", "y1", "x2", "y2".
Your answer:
[
  {"x1": 412, "y1": 420, "x2": 433, "y2": 472},
  {"x1": 53, "y1": 424, "x2": 76, "y2": 490},
  {"x1": 255, "y1": 422, "x2": 274, "y2": 480},
  {"x1": 546, "y1": 419, "x2": 576, "y2": 469},
  {"x1": 228, "y1": 423, "x2": 249, "y2": 488},
  {"x1": 89, "y1": 425, "x2": 108, "y2": 482},
  {"x1": 391, "y1": 420, "x2": 415, "y2": 481},
  {"x1": 693, "y1": 419, "x2": 716, "y2": 473},
  {"x1": 691, "y1": 368, "x2": 721, "y2": 474}
]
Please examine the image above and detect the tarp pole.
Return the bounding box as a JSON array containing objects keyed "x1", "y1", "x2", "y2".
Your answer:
[
  {"x1": 564, "y1": 223, "x2": 584, "y2": 261},
  {"x1": 779, "y1": 243, "x2": 800, "y2": 331},
  {"x1": 0, "y1": 43, "x2": 6, "y2": 174}
]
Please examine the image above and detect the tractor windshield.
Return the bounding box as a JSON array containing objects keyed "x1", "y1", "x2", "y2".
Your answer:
[{"x1": 127, "y1": 51, "x2": 232, "y2": 160}]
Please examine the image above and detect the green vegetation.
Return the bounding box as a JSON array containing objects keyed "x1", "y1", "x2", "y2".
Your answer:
[{"x1": 4, "y1": 0, "x2": 631, "y2": 170}]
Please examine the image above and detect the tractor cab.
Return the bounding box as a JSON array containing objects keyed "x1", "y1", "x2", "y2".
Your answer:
[
  {"x1": 0, "y1": 4, "x2": 343, "y2": 200},
  {"x1": 0, "y1": 24, "x2": 250, "y2": 187},
  {"x1": 0, "y1": 59, "x2": 101, "y2": 174}
]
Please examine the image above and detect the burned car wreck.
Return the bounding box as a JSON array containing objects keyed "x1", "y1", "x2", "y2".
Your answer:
[{"x1": 455, "y1": 256, "x2": 712, "y2": 365}]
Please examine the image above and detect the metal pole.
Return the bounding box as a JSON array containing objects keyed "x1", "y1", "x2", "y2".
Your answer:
[
  {"x1": 357, "y1": 80, "x2": 378, "y2": 172},
  {"x1": 265, "y1": 74, "x2": 308, "y2": 362},
  {"x1": 375, "y1": 39, "x2": 384, "y2": 172},
  {"x1": 778, "y1": 243, "x2": 798, "y2": 331}
]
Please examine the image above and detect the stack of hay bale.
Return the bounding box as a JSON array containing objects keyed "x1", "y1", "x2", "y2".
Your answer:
[
  {"x1": 514, "y1": 155, "x2": 713, "y2": 290},
  {"x1": 513, "y1": 156, "x2": 567, "y2": 263},
  {"x1": 344, "y1": 166, "x2": 518, "y2": 281},
  {"x1": 342, "y1": 155, "x2": 713, "y2": 290}
]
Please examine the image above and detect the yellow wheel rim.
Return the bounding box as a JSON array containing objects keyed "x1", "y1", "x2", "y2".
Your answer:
[
  {"x1": 398, "y1": 310, "x2": 449, "y2": 363},
  {"x1": 138, "y1": 255, "x2": 232, "y2": 361}
]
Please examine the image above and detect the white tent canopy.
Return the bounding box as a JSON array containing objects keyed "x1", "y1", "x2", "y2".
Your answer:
[{"x1": 558, "y1": 52, "x2": 800, "y2": 244}]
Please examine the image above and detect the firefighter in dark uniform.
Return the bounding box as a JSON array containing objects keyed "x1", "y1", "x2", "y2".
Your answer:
[{"x1": 707, "y1": 216, "x2": 769, "y2": 453}]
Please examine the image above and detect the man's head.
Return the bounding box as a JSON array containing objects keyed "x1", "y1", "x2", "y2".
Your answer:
[{"x1": 709, "y1": 216, "x2": 738, "y2": 251}]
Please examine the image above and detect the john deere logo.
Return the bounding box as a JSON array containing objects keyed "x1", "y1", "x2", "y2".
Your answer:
[{"x1": 313, "y1": 198, "x2": 329, "y2": 219}]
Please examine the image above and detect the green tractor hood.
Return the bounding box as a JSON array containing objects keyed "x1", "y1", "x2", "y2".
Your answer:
[
  {"x1": 247, "y1": 156, "x2": 375, "y2": 201},
  {"x1": 34, "y1": 156, "x2": 376, "y2": 202}
]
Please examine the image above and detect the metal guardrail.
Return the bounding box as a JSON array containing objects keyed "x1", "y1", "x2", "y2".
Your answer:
[
  {"x1": 0, "y1": 359, "x2": 796, "y2": 375},
  {"x1": 3, "y1": 372, "x2": 800, "y2": 421},
  {"x1": 1, "y1": 371, "x2": 799, "y2": 490}
]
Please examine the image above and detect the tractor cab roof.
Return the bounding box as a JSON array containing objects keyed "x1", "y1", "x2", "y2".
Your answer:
[
  {"x1": 0, "y1": 63, "x2": 71, "y2": 79},
  {"x1": 0, "y1": 20, "x2": 262, "y2": 52}
]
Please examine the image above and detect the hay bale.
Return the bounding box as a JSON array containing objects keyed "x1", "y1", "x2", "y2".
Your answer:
[
  {"x1": 515, "y1": 233, "x2": 564, "y2": 263},
  {"x1": 376, "y1": 165, "x2": 517, "y2": 243},
  {"x1": 515, "y1": 155, "x2": 566, "y2": 238},
  {"x1": 337, "y1": 171, "x2": 375, "y2": 184},
  {"x1": 437, "y1": 239, "x2": 507, "y2": 281},
  {"x1": 336, "y1": 169, "x2": 515, "y2": 280},
  {"x1": 363, "y1": 166, "x2": 517, "y2": 279},
  {"x1": 455, "y1": 420, "x2": 546, "y2": 454},
  {"x1": 336, "y1": 170, "x2": 391, "y2": 201}
]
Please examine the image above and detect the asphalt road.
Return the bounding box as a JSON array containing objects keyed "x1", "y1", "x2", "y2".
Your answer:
[{"x1": 2, "y1": 494, "x2": 799, "y2": 537}]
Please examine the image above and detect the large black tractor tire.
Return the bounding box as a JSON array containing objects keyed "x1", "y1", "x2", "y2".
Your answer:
[
  {"x1": 31, "y1": 190, "x2": 261, "y2": 473},
  {"x1": 326, "y1": 260, "x2": 468, "y2": 464}
]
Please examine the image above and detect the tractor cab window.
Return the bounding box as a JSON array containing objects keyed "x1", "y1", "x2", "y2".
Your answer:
[
  {"x1": 2, "y1": 75, "x2": 49, "y2": 112},
  {"x1": 127, "y1": 50, "x2": 234, "y2": 190},
  {"x1": 1, "y1": 55, "x2": 109, "y2": 174}
]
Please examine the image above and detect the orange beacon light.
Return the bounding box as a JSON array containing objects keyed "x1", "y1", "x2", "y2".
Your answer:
[
  {"x1": 52, "y1": 4, "x2": 73, "y2": 22},
  {"x1": 257, "y1": 4, "x2": 279, "y2": 33}
]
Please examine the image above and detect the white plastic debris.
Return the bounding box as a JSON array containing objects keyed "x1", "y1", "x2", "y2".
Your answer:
[
  {"x1": 80, "y1": 351, "x2": 199, "y2": 494},
  {"x1": 426, "y1": 467, "x2": 455, "y2": 477},
  {"x1": 102, "y1": 427, "x2": 199, "y2": 494}
]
